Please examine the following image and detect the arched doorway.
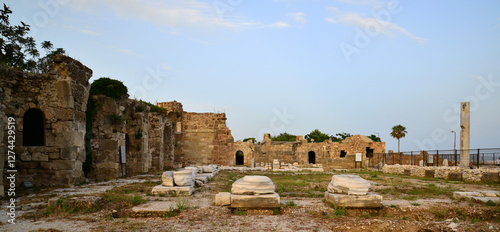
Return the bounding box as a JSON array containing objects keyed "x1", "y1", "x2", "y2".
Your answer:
[
  {"x1": 235, "y1": 150, "x2": 244, "y2": 165},
  {"x1": 23, "y1": 108, "x2": 44, "y2": 146},
  {"x1": 308, "y1": 151, "x2": 316, "y2": 164}
]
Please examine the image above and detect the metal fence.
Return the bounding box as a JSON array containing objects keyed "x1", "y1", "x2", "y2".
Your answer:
[{"x1": 367, "y1": 148, "x2": 500, "y2": 169}]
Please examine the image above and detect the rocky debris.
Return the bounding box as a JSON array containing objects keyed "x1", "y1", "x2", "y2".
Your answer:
[{"x1": 383, "y1": 164, "x2": 500, "y2": 182}]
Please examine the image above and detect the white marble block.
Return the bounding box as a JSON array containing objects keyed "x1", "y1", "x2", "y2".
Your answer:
[
  {"x1": 231, "y1": 176, "x2": 275, "y2": 195},
  {"x1": 327, "y1": 175, "x2": 371, "y2": 196},
  {"x1": 161, "y1": 171, "x2": 174, "y2": 187},
  {"x1": 173, "y1": 170, "x2": 194, "y2": 186}
]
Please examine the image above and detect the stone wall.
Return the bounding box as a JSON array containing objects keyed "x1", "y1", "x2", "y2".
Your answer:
[
  {"x1": 234, "y1": 134, "x2": 385, "y2": 169},
  {"x1": 148, "y1": 113, "x2": 174, "y2": 171},
  {"x1": 0, "y1": 56, "x2": 92, "y2": 185},
  {"x1": 157, "y1": 101, "x2": 183, "y2": 168},
  {"x1": 382, "y1": 165, "x2": 500, "y2": 182}
]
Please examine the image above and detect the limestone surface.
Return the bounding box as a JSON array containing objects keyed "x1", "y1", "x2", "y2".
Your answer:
[
  {"x1": 173, "y1": 170, "x2": 194, "y2": 186},
  {"x1": 231, "y1": 176, "x2": 275, "y2": 195},
  {"x1": 230, "y1": 192, "x2": 280, "y2": 208},
  {"x1": 151, "y1": 185, "x2": 194, "y2": 196},
  {"x1": 202, "y1": 166, "x2": 214, "y2": 173},
  {"x1": 161, "y1": 171, "x2": 174, "y2": 187},
  {"x1": 327, "y1": 175, "x2": 371, "y2": 196},
  {"x1": 184, "y1": 167, "x2": 199, "y2": 176},
  {"x1": 324, "y1": 192, "x2": 383, "y2": 208}
]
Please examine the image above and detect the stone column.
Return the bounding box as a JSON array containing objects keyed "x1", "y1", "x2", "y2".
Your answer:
[{"x1": 460, "y1": 102, "x2": 470, "y2": 168}]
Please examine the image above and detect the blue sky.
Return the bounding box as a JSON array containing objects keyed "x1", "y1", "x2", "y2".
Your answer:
[{"x1": 7, "y1": 0, "x2": 500, "y2": 152}]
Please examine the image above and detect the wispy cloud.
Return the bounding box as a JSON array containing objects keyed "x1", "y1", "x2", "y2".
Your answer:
[
  {"x1": 288, "y1": 12, "x2": 306, "y2": 26},
  {"x1": 334, "y1": 0, "x2": 383, "y2": 8},
  {"x1": 65, "y1": 0, "x2": 255, "y2": 30},
  {"x1": 79, "y1": 29, "x2": 99, "y2": 35},
  {"x1": 326, "y1": 7, "x2": 428, "y2": 44},
  {"x1": 265, "y1": 22, "x2": 292, "y2": 28}
]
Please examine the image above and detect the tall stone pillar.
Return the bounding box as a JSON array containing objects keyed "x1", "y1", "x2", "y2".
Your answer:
[{"x1": 460, "y1": 102, "x2": 470, "y2": 168}]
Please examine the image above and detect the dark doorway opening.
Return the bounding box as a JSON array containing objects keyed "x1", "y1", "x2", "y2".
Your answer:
[
  {"x1": 308, "y1": 151, "x2": 316, "y2": 164},
  {"x1": 23, "y1": 108, "x2": 44, "y2": 146},
  {"x1": 340, "y1": 150, "x2": 347, "y2": 158},
  {"x1": 235, "y1": 150, "x2": 244, "y2": 165},
  {"x1": 366, "y1": 147, "x2": 374, "y2": 158}
]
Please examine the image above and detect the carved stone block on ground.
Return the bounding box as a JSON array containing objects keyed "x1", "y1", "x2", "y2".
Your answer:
[
  {"x1": 215, "y1": 192, "x2": 231, "y2": 206},
  {"x1": 202, "y1": 166, "x2": 214, "y2": 173},
  {"x1": 195, "y1": 175, "x2": 209, "y2": 183},
  {"x1": 231, "y1": 176, "x2": 275, "y2": 195},
  {"x1": 151, "y1": 185, "x2": 194, "y2": 196},
  {"x1": 327, "y1": 175, "x2": 371, "y2": 196},
  {"x1": 230, "y1": 193, "x2": 280, "y2": 208},
  {"x1": 324, "y1": 192, "x2": 383, "y2": 208},
  {"x1": 184, "y1": 167, "x2": 199, "y2": 177},
  {"x1": 161, "y1": 171, "x2": 174, "y2": 187}
]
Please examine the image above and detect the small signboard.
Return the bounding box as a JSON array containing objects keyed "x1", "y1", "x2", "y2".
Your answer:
[
  {"x1": 428, "y1": 155, "x2": 433, "y2": 164},
  {"x1": 355, "y1": 153, "x2": 362, "y2": 162},
  {"x1": 120, "y1": 146, "x2": 126, "y2": 164}
]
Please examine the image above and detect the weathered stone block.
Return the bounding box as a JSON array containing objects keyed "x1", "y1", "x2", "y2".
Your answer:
[
  {"x1": 215, "y1": 192, "x2": 231, "y2": 206},
  {"x1": 32, "y1": 153, "x2": 49, "y2": 162},
  {"x1": 324, "y1": 192, "x2": 383, "y2": 208},
  {"x1": 184, "y1": 167, "x2": 199, "y2": 176},
  {"x1": 195, "y1": 175, "x2": 208, "y2": 183},
  {"x1": 202, "y1": 166, "x2": 214, "y2": 173},
  {"x1": 52, "y1": 160, "x2": 76, "y2": 170},
  {"x1": 161, "y1": 171, "x2": 174, "y2": 187},
  {"x1": 230, "y1": 193, "x2": 280, "y2": 208},
  {"x1": 173, "y1": 170, "x2": 194, "y2": 186},
  {"x1": 151, "y1": 185, "x2": 194, "y2": 196},
  {"x1": 404, "y1": 169, "x2": 411, "y2": 176},
  {"x1": 231, "y1": 176, "x2": 275, "y2": 195},
  {"x1": 327, "y1": 175, "x2": 371, "y2": 196}
]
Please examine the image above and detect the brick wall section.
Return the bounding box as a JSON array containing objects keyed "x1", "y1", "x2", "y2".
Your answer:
[{"x1": 0, "y1": 56, "x2": 92, "y2": 185}]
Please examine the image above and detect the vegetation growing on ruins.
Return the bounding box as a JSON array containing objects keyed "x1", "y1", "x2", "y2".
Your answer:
[
  {"x1": 242, "y1": 137, "x2": 256, "y2": 143},
  {"x1": 89, "y1": 77, "x2": 129, "y2": 100},
  {"x1": 270, "y1": 132, "x2": 297, "y2": 141},
  {"x1": 138, "y1": 100, "x2": 168, "y2": 114},
  {"x1": 0, "y1": 4, "x2": 65, "y2": 72}
]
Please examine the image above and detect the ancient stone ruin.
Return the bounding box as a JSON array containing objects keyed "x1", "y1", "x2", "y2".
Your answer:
[
  {"x1": 324, "y1": 174, "x2": 383, "y2": 208},
  {"x1": 151, "y1": 164, "x2": 219, "y2": 196},
  {"x1": 215, "y1": 175, "x2": 280, "y2": 209}
]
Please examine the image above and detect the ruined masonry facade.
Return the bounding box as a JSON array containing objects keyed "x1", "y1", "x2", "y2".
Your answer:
[{"x1": 1, "y1": 56, "x2": 386, "y2": 194}]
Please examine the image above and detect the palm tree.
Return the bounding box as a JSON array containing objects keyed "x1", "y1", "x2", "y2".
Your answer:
[{"x1": 390, "y1": 125, "x2": 407, "y2": 153}]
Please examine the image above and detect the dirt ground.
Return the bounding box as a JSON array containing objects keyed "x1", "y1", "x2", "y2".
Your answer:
[{"x1": 1, "y1": 170, "x2": 499, "y2": 232}]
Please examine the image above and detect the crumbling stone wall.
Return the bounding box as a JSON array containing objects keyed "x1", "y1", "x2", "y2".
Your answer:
[
  {"x1": 237, "y1": 134, "x2": 385, "y2": 169},
  {"x1": 233, "y1": 141, "x2": 255, "y2": 165},
  {"x1": 148, "y1": 113, "x2": 174, "y2": 171},
  {"x1": 383, "y1": 165, "x2": 500, "y2": 182},
  {"x1": 180, "y1": 112, "x2": 234, "y2": 166},
  {"x1": 123, "y1": 100, "x2": 151, "y2": 176},
  {"x1": 0, "y1": 56, "x2": 92, "y2": 185},
  {"x1": 157, "y1": 101, "x2": 183, "y2": 168}
]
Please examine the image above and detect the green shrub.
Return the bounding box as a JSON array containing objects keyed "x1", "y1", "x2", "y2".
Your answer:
[{"x1": 89, "y1": 77, "x2": 128, "y2": 100}]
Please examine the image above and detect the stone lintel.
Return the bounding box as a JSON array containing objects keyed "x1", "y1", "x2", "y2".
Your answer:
[
  {"x1": 324, "y1": 192, "x2": 383, "y2": 208},
  {"x1": 215, "y1": 192, "x2": 231, "y2": 206}
]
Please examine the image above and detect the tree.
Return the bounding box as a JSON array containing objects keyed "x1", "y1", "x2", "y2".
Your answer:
[
  {"x1": 368, "y1": 134, "x2": 381, "y2": 142},
  {"x1": 390, "y1": 125, "x2": 407, "y2": 153},
  {"x1": 305, "y1": 129, "x2": 330, "y2": 142},
  {"x1": 270, "y1": 132, "x2": 296, "y2": 142},
  {"x1": 242, "y1": 137, "x2": 256, "y2": 143},
  {"x1": 0, "y1": 4, "x2": 65, "y2": 72},
  {"x1": 335, "y1": 132, "x2": 352, "y2": 141}
]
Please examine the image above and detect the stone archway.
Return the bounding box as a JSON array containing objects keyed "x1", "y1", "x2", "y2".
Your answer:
[
  {"x1": 235, "y1": 150, "x2": 244, "y2": 165},
  {"x1": 23, "y1": 108, "x2": 44, "y2": 146},
  {"x1": 308, "y1": 151, "x2": 316, "y2": 164}
]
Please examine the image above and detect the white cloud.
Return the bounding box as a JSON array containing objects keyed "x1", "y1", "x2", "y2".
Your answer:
[
  {"x1": 334, "y1": 0, "x2": 383, "y2": 8},
  {"x1": 326, "y1": 7, "x2": 428, "y2": 44},
  {"x1": 288, "y1": 12, "x2": 306, "y2": 25},
  {"x1": 64, "y1": 0, "x2": 255, "y2": 30},
  {"x1": 265, "y1": 22, "x2": 292, "y2": 28}
]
